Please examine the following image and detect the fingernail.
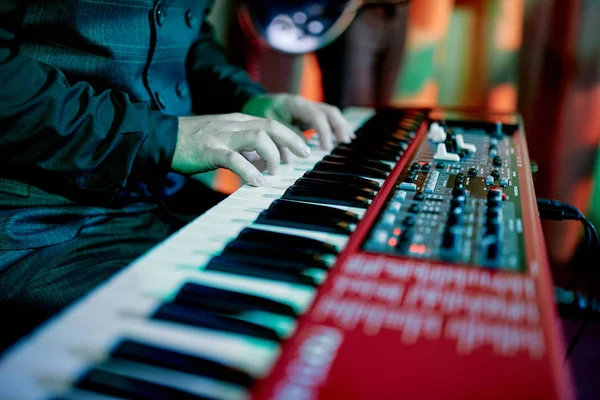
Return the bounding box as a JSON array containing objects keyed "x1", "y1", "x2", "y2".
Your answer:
[
  {"x1": 302, "y1": 144, "x2": 311, "y2": 156},
  {"x1": 254, "y1": 175, "x2": 266, "y2": 186}
]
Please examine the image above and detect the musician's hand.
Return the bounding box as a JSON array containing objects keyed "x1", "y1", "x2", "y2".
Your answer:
[
  {"x1": 242, "y1": 94, "x2": 356, "y2": 153},
  {"x1": 172, "y1": 114, "x2": 311, "y2": 186}
]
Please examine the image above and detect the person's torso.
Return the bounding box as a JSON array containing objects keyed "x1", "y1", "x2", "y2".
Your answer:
[{"x1": 18, "y1": 0, "x2": 214, "y2": 116}]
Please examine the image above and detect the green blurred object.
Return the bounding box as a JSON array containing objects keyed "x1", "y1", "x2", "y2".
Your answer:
[{"x1": 395, "y1": 45, "x2": 436, "y2": 95}]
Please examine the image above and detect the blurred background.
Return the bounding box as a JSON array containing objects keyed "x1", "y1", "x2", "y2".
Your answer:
[{"x1": 204, "y1": 0, "x2": 599, "y2": 274}]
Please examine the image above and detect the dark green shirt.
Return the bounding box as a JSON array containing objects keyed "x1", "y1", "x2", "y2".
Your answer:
[{"x1": 0, "y1": 0, "x2": 266, "y2": 200}]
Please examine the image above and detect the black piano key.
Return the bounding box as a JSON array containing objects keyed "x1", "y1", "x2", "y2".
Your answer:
[
  {"x1": 331, "y1": 147, "x2": 400, "y2": 162},
  {"x1": 110, "y1": 339, "x2": 255, "y2": 388},
  {"x1": 256, "y1": 210, "x2": 353, "y2": 235},
  {"x1": 205, "y1": 255, "x2": 319, "y2": 287},
  {"x1": 153, "y1": 302, "x2": 282, "y2": 341},
  {"x1": 349, "y1": 137, "x2": 407, "y2": 151},
  {"x1": 75, "y1": 369, "x2": 207, "y2": 400},
  {"x1": 313, "y1": 161, "x2": 389, "y2": 179},
  {"x1": 174, "y1": 282, "x2": 298, "y2": 317},
  {"x1": 267, "y1": 199, "x2": 360, "y2": 224},
  {"x1": 282, "y1": 186, "x2": 371, "y2": 209},
  {"x1": 334, "y1": 142, "x2": 400, "y2": 156},
  {"x1": 222, "y1": 241, "x2": 330, "y2": 270},
  {"x1": 236, "y1": 228, "x2": 338, "y2": 255},
  {"x1": 322, "y1": 155, "x2": 392, "y2": 172},
  {"x1": 293, "y1": 178, "x2": 377, "y2": 199},
  {"x1": 302, "y1": 171, "x2": 381, "y2": 190}
]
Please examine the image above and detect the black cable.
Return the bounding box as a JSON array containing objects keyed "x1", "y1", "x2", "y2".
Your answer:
[
  {"x1": 536, "y1": 198, "x2": 599, "y2": 360},
  {"x1": 564, "y1": 223, "x2": 593, "y2": 359}
]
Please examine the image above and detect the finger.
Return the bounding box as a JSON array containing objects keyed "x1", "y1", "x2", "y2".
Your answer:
[
  {"x1": 279, "y1": 147, "x2": 297, "y2": 164},
  {"x1": 209, "y1": 148, "x2": 265, "y2": 186},
  {"x1": 319, "y1": 104, "x2": 355, "y2": 143},
  {"x1": 233, "y1": 119, "x2": 311, "y2": 158},
  {"x1": 292, "y1": 100, "x2": 334, "y2": 150},
  {"x1": 212, "y1": 112, "x2": 261, "y2": 122},
  {"x1": 230, "y1": 129, "x2": 281, "y2": 175}
]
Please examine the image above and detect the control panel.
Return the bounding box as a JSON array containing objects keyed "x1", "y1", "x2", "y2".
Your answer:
[{"x1": 363, "y1": 113, "x2": 525, "y2": 271}]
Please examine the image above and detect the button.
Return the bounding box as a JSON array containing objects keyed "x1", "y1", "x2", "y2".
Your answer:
[
  {"x1": 468, "y1": 167, "x2": 477, "y2": 177},
  {"x1": 395, "y1": 190, "x2": 408, "y2": 201},
  {"x1": 414, "y1": 191, "x2": 425, "y2": 201},
  {"x1": 436, "y1": 162, "x2": 446, "y2": 170},
  {"x1": 410, "y1": 162, "x2": 420, "y2": 170},
  {"x1": 382, "y1": 212, "x2": 396, "y2": 225},
  {"x1": 493, "y1": 156, "x2": 502, "y2": 166},
  {"x1": 420, "y1": 163, "x2": 431, "y2": 172},
  {"x1": 185, "y1": 9, "x2": 197, "y2": 27},
  {"x1": 403, "y1": 216, "x2": 416, "y2": 227},
  {"x1": 399, "y1": 182, "x2": 417, "y2": 191},
  {"x1": 155, "y1": 92, "x2": 165, "y2": 109},
  {"x1": 373, "y1": 229, "x2": 389, "y2": 244},
  {"x1": 408, "y1": 204, "x2": 420, "y2": 214},
  {"x1": 156, "y1": 4, "x2": 165, "y2": 26},
  {"x1": 388, "y1": 202, "x2": 402, "y2": 212},
  {"x1": 485, "y1": 175, "x2": 494, "y2": 185},
  {"x1": 491, "y1": 169, "x2": 500, "y2": 179},
  {"x1": 175, "y1": 82, "x2": 188, "y2": 98}
]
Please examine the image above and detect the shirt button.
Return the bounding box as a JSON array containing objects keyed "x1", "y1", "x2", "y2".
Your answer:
[
  {"x1": 156, "y1": 4, "x2": 165, "y2": 26},
  {"x1": 185, "y1": 10, "x2": 197, "y2": 28},
  {"x1": 176, "y1": 82, "x2": 189, "y2": 98},
  {"x1": 155, "y1": 92, "x2": 165, "y2": 109}
]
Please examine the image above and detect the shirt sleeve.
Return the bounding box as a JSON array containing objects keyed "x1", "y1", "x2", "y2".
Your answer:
[
  {"x1": 186, "y1": 18, "x2": 268, "y2": 115},
  {"x1": 0, "y1": 4, "x2": 179, "y2": 195}
]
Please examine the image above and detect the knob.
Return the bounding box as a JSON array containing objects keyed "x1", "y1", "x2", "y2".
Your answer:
[
  {"x1": 487, "y1": 190, "x2": 502, "y2": 201},
  {"x1": 452, "y1": 187, "x2": 467, "y2": 198},
  {"x1": 487, "y1": 240, "x2": 502, "y2": 260},
  {"x1": 442, "y1": 226, "x2": 461, "y2": 250},
  {"x1": 447, "y1": 206, "x2": 464, "y2": 226},
  {"x1": 450, "y1": 198, "x2": 464, "y2": 210},
  {"x1": 486, "y1": 207, "x2": 502, "y2": 219},
  {"x1": 487, "y1": 199, "x2": 502, "y2": 209},
  {"x1": 486, "y1": 216, "x2": 503, "y2": 236}
]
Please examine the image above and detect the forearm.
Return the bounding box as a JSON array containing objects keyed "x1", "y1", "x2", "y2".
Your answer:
[{"x1": 0, "y1": 44, "x2": 178, "y2": 194}]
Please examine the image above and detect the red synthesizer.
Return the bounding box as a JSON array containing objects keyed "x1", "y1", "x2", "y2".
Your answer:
[{"x1": 0, "y1": 107, "x2": 574, "y2": 400}]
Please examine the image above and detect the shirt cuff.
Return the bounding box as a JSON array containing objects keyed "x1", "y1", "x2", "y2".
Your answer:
[{"x1": 132, "y1": 110, "x2": 179, "y2": 184}]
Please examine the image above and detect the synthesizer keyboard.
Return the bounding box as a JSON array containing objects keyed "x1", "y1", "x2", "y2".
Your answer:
[{"x1": 0, "y1": 107, "x2": 574, "y2": 400}]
